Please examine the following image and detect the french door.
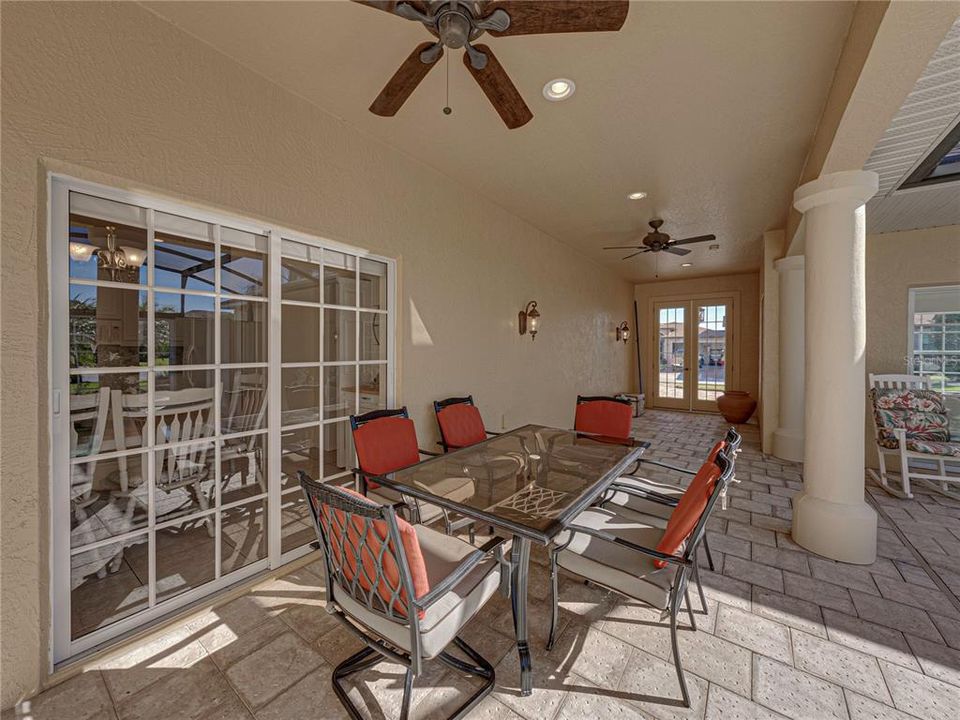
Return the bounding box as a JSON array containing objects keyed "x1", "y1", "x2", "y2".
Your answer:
[
  {"x1": 49, "y1": 175, "x2": 395, "y2": 665},
  {"x1": 651, "y1": 297, "x2": 734, "y2": 412}
]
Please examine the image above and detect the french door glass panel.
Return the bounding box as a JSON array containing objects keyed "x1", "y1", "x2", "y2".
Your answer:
[
  {"x1": 694, "y1": 302, "x2": 730, "y2": 411},
  {"x1": 52, "y1": 178, "x2": 394, "y2": 663},
  {"x1": 655, "y1": 303, "x2": 689, "y2": 408}
]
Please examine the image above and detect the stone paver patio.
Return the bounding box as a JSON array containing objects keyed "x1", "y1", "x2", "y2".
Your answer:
[{"x1": 7, "y1": 409, "x2": 960, "y2": 720}]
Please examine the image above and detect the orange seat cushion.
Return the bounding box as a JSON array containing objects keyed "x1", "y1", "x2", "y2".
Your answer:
[
  {"x1": 315, "y1": 485, "x2": 430, "y2": 618},
  {"x1": 653, "y1": 462, "x2": 721, "y2": 568},
  {"x1": 353, "y1": 416, "x2": 422, "y2": 488},
  {"x1": 437, "y1": 403, "x2": 488, "y2": 449},
  {"x1": 574, "y1": 400, "x2": 632, "y2": 441}
]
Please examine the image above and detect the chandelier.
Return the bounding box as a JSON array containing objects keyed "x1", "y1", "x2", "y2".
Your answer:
[{"x1": 69, "y1": 225, "x2": 145, "y2": 281}]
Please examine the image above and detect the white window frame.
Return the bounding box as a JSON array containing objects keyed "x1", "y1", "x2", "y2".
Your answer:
[
  {"x1": 907, "y1": 284, "x2": 960, "y2": 395},
  {"x1": 47, "y1": 173, "x2": 396, "y2": 668}
]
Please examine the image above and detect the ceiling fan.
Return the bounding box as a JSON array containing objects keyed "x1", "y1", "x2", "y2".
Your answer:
[
  {"x1": 604, "y1": 219, "x2": 716, "y2": 260},
  {"x1": 353, "y1": 1, "x2": 629, "y2": 128}
]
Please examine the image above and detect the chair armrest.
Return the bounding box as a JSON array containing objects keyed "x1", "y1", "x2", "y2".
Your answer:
[
  {"x1": 563, "y1": 523, "x2": 690, "y2": 567},
  {"x1": 413, "y1": 536, "x2": 508, "y2": 610},
  {"x1": 606, "y1": 482, "x2": 679, "y2": 507},
  {"x1": 638, "y1": 458, "x2": 697, "y2": 475}
]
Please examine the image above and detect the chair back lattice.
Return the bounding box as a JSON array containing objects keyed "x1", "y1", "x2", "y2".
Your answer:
[{"x1": 299, "y1": 471, "x2": 420, "y2": 624}]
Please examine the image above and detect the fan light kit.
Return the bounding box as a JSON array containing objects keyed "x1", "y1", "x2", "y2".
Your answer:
[
  {"x1": 603, "y1": 219, "x2": 717, "y2": 260},
  {"x1": 543, "y1": 78, "x2": 575, "y2": 101},
  {"x1": 355, "y1": 1, "x2": 628, "y2": 128},
  {"x1": 627, "y1": 191, "x2": 647, "y2": 200}
]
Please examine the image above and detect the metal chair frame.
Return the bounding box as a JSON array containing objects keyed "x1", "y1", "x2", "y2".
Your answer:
[
  {"x1": 547, "y1": 449, "x2": 737, "y2": 708},
  {"x1": 351, "y1": 407, "x2": 476, "y2": 542},
  {"x1": 299, "y1": 471, "x2": 504, "y2": 720},
  {"x1": 433, "y1": 395, "x2": 501, "y2": 452}
]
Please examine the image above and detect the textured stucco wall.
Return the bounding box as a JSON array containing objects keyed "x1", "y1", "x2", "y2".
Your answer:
[
  {"x1": 634, "y1": 272, "x2": 762, "y2": 406},
  {"x1": 0, "y1": 2, "x2": 634, "y2": 706},
  {"x1": 865, "y1": 225, "x2": 960, "y2": 466}
]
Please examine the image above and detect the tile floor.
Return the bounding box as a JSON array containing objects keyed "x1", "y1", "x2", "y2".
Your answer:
[{"x1": 8, "y1": 409, "x2": 960, "y2": 720}]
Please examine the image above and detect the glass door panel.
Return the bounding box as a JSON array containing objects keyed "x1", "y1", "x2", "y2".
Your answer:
[
  {"x1": 694, "y1": 302, "x2": 731, "y2": 411},
  {"x1": 653, "y1": 303, "x2": 689, "y2": 409}
]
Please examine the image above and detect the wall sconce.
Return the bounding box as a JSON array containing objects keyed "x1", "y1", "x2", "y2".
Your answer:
[
  {"x1": 96, "y1": 225, "x2": 146, "y2": 281},
  {"x1": 518, "y1": 301, "x2": 540, "y2": 341},
  {"x1": 616, "y1": 321, "x2": 630, "y2": 343}
]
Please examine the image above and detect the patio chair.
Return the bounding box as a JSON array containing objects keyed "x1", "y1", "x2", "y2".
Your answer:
[
  {"x1": 433, "y1": 395, "x2": 500, "y2": 451},
  {"x1": 352, "y1": 408, "x2": 477, "y2": 540},
  {"x1": 220, "y1": 371, "x2": 268, "y2": 496},
  {"x1": 70, "y1": 386, "x2": 111, "y2": 509},
  {"x1": 546, "y1": 450, "x2": 736, "y2": 708},
  {"x1": 598, "y1": 427, "x2": 742, "y2": 584},
  {"x1": 574, "y1": 395, "x2": 634, "y2": 441},
  {"x1": 299, "y1": 472, "x2": 505, "y2": 720},
  {"x1": 868, "y1": 373, "x2": 960, "y2": 499}
]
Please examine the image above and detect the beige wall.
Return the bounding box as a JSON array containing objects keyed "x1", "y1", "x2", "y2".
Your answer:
[
  {"x1": 0, "y1": 3, "x2": 635, "y2": 706},
  {"x1": 865, "y1": 224, "x2": 960, "y2": 466},
  {"x1": 634, "y1": 272, "x2": 761, "y2": 407}
]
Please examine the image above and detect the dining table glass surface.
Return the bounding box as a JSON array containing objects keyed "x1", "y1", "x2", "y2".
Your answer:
[{"x1": 377, "y1": 424, "x2": 647, "y2": 541}]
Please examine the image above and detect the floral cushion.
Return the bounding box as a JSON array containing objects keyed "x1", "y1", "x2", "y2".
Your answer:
[
  {"x1": 878, "y1": 436, "x2": 960, "y2": 457},
  {"x1": 871, "y1": 388, "x2": 946, "y2": 413}
]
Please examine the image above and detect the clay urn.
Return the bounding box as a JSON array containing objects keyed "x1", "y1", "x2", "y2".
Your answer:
[{"x1": 716, "y1": 390, "x2": 757, "y2": 424}]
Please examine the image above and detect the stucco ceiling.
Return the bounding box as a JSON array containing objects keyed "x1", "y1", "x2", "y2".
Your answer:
[{"x1": 143, "y1": 0, "x2": 856, "y2": 282}]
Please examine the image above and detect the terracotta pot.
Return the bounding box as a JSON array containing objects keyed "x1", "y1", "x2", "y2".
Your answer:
[{"x1": 716, "y1": 390, "x2": 757, "y2": 424}]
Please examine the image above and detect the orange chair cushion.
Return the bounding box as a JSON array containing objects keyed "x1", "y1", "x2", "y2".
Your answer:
[
  {"x1": 653, "y1": 462, "x2": 721, "y2": 568},
  {"x1": 437, "y1": 403, "x2": 488, "y2": 449},
  {"x1": 574, "y1": 400, "x2": 632, "y2": 441},
  {"x1": 707, "y1": 440, "x2": 726, "y2": 464},
  {"x1": 315, "y1": 485, "x2": 430, "y2": 619},
  {"x1": 353, "y1": 416, "x2": 422, "y2": 488}
]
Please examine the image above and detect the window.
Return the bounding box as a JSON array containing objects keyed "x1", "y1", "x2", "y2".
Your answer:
[
  {"x1": 50, "y1": 175, "x2": 395, "y2": 664},
  {"x1": 909, "y1": 285, "x2": 960, "y2": 395}
]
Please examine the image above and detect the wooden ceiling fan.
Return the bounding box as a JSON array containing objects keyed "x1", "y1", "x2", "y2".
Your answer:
[
  {"x1": 354, "y1": 1, "x2": 629, "y2": 128},
  {"x1": 604, "y1": 219, "x2": 717, "y2": 259}
]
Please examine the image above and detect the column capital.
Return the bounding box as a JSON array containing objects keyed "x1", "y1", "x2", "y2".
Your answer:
[
  {"x1": 793, "y1": 170, "x2": 878, "y2": 213},
  {"x1": 774, "y1": 255, "x2": 805, "y2": 273}
]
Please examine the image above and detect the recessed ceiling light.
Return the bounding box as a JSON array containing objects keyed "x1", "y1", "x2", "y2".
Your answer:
[
  {"x1": 709, "y1": 243, "x2": 720, "y2": 250},
  {"x1": 681, "y1": 262, "x2": 693, "y2": 268},
  {"x1": 543, "y1": 78, "x2": 575, "y2": 101},
  {"x1": 627, "y1": 191, "x2": 647, "y2": 200}
]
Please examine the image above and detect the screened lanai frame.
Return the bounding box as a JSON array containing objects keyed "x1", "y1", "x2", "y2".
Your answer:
[{"x1": 47, "y1": 174, "x2": 396, "y2": 667}]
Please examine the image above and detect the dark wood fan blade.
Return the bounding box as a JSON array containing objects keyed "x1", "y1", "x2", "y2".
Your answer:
[
  {"x1": 483, "y1": 1, "x2": 629, "y2": 37},
  {"x1": 622, "y1": 250, "x2": 648, "y2": 260},
  {"x1": 351, "y1": 1, "x2": 428, "y2": 15},
  {"x1": 663, "y1": 246, "x2": 692, "y2": 256},
  {"x1": 370, "y1": 42, "x2": 442, "y2": 117},
  {"x1": 463, "y1": 44, "x2": 532, "y2": 129},
  {"x1": 671, "y1": 234, "x2": 716, "y2": 246},
  {"x1": 603, "y1": 245, "x2": 643, "y2": 250}
]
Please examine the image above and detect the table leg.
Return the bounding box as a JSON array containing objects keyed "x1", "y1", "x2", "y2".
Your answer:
[{"x1": 510, "y1": 535, "x2": 533, "y2": 696}]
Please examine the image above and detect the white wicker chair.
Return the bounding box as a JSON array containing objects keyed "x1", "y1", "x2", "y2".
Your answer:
[{"x1": 868, "y1": 373, "x2": 960, "y2": 499}]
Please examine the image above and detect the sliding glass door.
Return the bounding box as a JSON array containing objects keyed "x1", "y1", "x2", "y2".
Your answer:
[{"x1": 49, "y1": 175, "x2": 395, "y2": 664}]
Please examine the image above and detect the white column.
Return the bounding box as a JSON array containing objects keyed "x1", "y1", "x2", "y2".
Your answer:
[
  {"x1": 792, "y1": 170, "x2": 879, "y2": 565},
  {"x1": 773, "y1": 256, "x2": 805, "y2": 462}
]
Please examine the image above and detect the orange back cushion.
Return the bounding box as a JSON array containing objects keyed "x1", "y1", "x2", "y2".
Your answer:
[
  {"x1": 654, "y1": 462, "x2": 721, "y2": 568},
  {"x1": 707, "y1": 440, "x2": 726, "y2": 464},
  {"x1": 353, "y1": 416, "x2": 421, "y2": 489},
  {"x1": 437, "y1": 403, "x2": 487, "y2": 449},
  {"x1": 315, "y1": 486, "x2": 430, "y2": 618},
  {"x1": 574, "y1": 400, "x2": 632, "y2": 441}
]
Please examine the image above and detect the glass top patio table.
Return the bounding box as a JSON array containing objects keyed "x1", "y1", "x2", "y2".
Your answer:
[{"x1": 367, "y1": 424, "x2": 648, "y2": 543}]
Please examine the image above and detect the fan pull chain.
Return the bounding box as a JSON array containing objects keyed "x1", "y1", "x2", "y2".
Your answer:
[{"x1": 442, "y1": 51, "x2": 452, "y2": 116}]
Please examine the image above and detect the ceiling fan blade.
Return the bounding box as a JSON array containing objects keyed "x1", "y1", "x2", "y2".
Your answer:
[
  {"x1": 369, "y1": 42, "x2": 443, "y2": 117},
  {"x1": 482, "y1": 1, "x2": 629, "y2": 37},
  {"x1": 462, "y1": 44, "x2": 532, "y2": 129},
  {"x1": 671, "y1": 234, "x2": 717, "y2": 246},
  {"x1": 622, "y1": 250, "x2": 649, "y2": 260},
  {"x1": 664, "y1": 246, "x2": 692, "y2": 256},
  {"x1": 603, "y1": 245, "x2": 642, "y2": 250},
  {"x1": 351, "y1": 1, "x2": 428, "y2": 16}
]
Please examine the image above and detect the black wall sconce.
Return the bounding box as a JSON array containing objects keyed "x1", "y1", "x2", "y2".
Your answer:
[
  {"x1": 518, "y1": 301, "x2": 541, "y2": 341},
  {"x1": 616, "y1": 321, "x2": 630, "y2": 343}
]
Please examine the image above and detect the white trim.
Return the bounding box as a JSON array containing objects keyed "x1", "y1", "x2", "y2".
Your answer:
[{"x1": 48, "y1": 173, "x2": 397, "y2": 665}]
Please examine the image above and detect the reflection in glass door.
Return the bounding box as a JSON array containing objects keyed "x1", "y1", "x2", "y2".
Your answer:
[
  {"x1": 651, "y1": 297, "x2": 734, "y2": 412},
  {"x1": 50, "y1": 176, "x2": 395, "y2": 664}
]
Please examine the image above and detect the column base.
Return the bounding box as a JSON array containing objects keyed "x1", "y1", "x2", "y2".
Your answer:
[
  {"x1": 773, "y1": 427, "x2": 804, "y2": 463},
  {"x1": 792, "y1": 492, "x2": 877, "y2": 564}
]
